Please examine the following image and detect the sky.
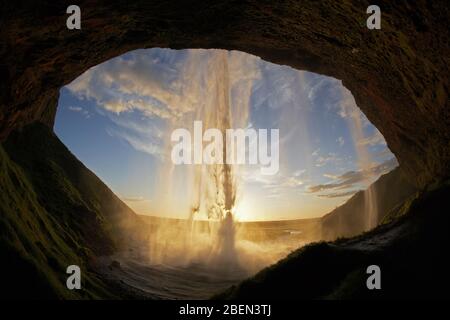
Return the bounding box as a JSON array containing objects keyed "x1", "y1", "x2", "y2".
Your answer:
[{"x1": 55, "y1": 48, "x2": 396, "y2": 221}]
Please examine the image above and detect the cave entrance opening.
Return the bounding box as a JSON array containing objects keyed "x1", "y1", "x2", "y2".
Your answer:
[{"x1": 54, "y1": 48, "x2": 396, "y2": 298}]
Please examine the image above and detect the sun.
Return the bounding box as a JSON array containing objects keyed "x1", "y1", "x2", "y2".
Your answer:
[{"x1": 232, "y1": 198, "x2": 256, "y2": 222}]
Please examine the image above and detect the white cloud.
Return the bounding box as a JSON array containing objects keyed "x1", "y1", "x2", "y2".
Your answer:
[
  {"x1": 66, "y1": 49, "x2": 261, "y2": 124},
  {"x1": 68, "y1": 106, "x2": 82, "y2": 112},
  {"x1": 357, "y1": 130, "x2": 386, "y2": 147},
  {"x1": 67, "y1": 106, "x2": 91, "y2": 119},
  {"x1": 293, "y1": 169, "x2": 306, "y2": 177},
  {"x1": 106, "y1": 127, "x2": 164, "y2": 158},
  {"x1": 307, "y1": 158, "x2": 398, "y2": 194},
  {"x1": 65, "y1": 49, "x2": 264, "y2": 157},
  {"x1": 314, "y1": 152, "x2": 342, "y2": 168},
  {"x1": 311, "y1": 148, "x2": 320, "y2": 157},
  {"x1": 242, "y1": 167, "x2": 306, "y2": 191}
]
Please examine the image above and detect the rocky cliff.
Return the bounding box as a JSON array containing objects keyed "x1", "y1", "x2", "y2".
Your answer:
[
  {"x1": 321, "y1": 167, "x2": 418, "y2": 240},
  {"x1": 1, "y1": 0, "x2": 449, "y2": 187},
  {"x1": 0, "y1": 124, "x2": 144, "y2": 298}
]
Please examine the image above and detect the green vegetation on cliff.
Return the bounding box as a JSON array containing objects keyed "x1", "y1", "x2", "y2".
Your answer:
[{"x1": 0, "y1": 123, "x2": 143, "y2": 299}]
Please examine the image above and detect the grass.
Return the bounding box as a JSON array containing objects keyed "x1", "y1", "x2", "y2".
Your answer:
[{"x1": 0, "y1": 123, "x2": 144, "y2": 299}]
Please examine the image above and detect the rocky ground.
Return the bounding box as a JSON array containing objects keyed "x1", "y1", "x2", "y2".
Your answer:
[{"x1": 216, "y1": 181, "x2": 450, "y2": 299}]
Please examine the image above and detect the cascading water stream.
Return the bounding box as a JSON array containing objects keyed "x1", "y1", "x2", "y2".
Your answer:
[
  {"x1": 340, "y1": 88, "x2": 378, "y2": 231},
  {"x1": 149, "y1": 50, "x2": 257, "y2": 271}
]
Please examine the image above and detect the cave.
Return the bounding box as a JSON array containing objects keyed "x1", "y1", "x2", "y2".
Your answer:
[{"x1": 1, "y1": 1, "x2": 449, "y2": 300}]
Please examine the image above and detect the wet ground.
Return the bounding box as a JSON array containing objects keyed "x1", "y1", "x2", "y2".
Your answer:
[
  {"x1": 96, "y1": 253, "x2": 247, "y2": 299},
  {"x1": 96, "y1": 216, "x2": 321, "y2": 299}
]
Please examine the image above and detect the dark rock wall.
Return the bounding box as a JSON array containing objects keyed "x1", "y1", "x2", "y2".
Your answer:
[
  {"x1": 0, "y1": 123, "x2": 145, "y2": 298},
  {"x1": 1, "y1": 0, "x2": 449, "y2": 187}
]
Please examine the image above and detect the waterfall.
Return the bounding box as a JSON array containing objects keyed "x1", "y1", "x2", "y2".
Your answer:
[
  {"x1": 150, "y1": 50, "x2": 258, "y2": 270},
  {"x1": 340, "y1": 87, "x2": 378, "y2": 230}
]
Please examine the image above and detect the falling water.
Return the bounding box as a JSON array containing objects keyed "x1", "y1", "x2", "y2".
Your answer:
[
  {"x1": 149, "y1": 50, "x2": 259, "y2": 271},
  {"x1": 340, "y1": 87, "x2": 378, "y2": 230},
  {"x1": 65, "y1": 49, "x2": 390, "y2": 298},
  {"x1": 194, "y1": 51, "x2": 239, "y2": 270}
]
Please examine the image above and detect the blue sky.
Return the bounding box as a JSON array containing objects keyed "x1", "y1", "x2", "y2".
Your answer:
[{"x1": 55, "y1": 48, "x2": 396, "y2": 221}]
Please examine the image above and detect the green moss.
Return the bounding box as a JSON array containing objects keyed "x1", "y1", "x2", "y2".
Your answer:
[
  {"x1": 380, "y1": 191, "x2": 420, "y2": 225},
  {"x1": 0, "y1": 123, "x2": 143, "y2": 299}
]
